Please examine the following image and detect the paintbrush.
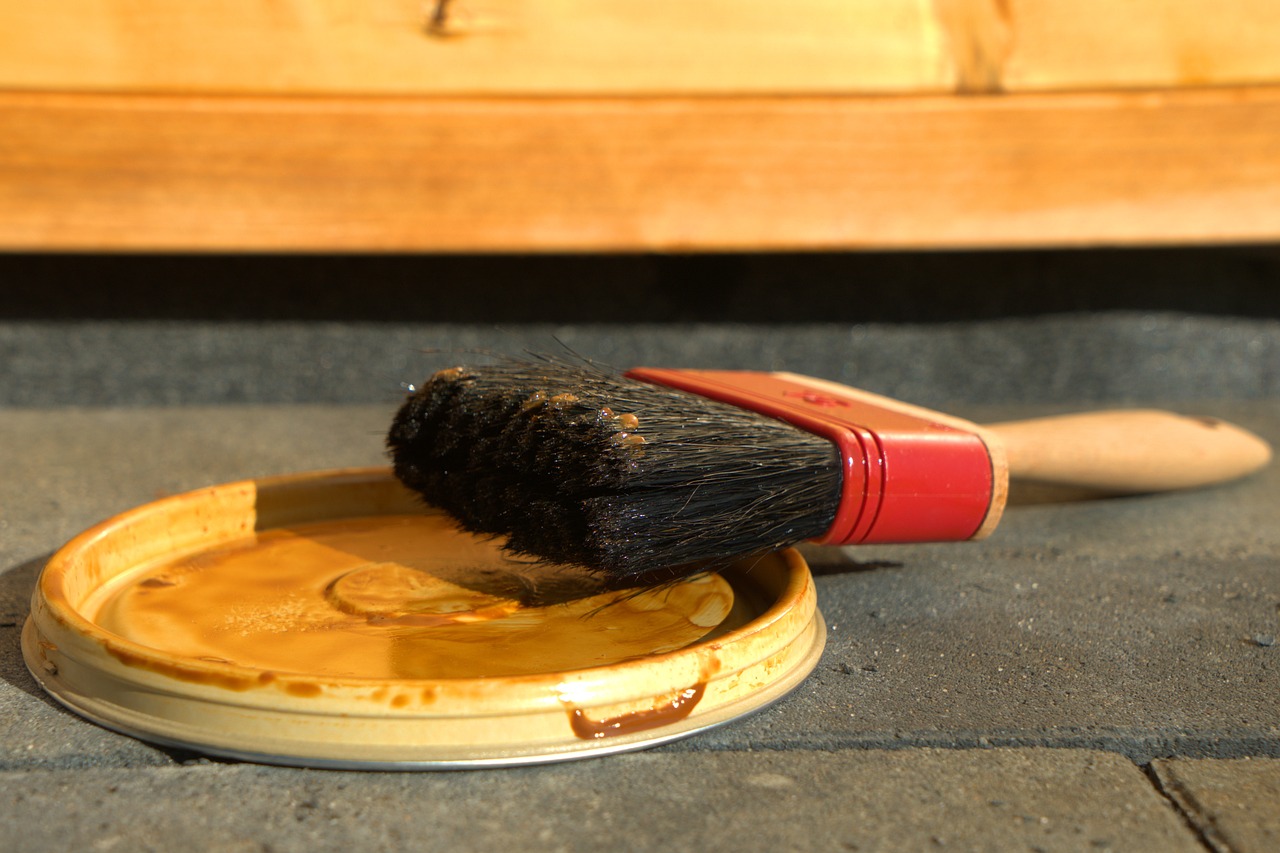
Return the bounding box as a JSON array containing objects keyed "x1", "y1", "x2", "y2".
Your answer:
[{"x1": 387, "y1": 357, "x2": 1271, "y2": 585}]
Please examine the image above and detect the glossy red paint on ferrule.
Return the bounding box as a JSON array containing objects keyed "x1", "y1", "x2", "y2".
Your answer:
[{"x1": 625, "y1": 368, "x2": 996, "y2": 546}]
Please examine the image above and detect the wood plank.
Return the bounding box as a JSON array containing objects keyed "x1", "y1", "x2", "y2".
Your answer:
[
  {"x1": 936, "y1": 0, "x2": 1280, "y2": 94},
  {"x1": 3, "y1": 88, "x2": 1279, "y2": 251},
  {"x1": 3, "y1": 1, "x2": 1280, "y2": 97},
  {"x1": 1002, "y1": 0, "x2": 1280, "y2": 92},
  {"x1": 0, "y1": 1, "x2": 951, "y2": 96}
]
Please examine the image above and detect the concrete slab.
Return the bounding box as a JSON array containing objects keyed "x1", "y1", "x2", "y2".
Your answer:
[
  {"x1": 2, "y1": 403, "x2": 1278, "y2": 768},
  {"x1": 1152, "y1": 757, "x2": 1280, "y2": 852},
  {"x1": 2, "y1": 306, "x2": 1277, "y2": 848},
  {"x1": 3, "y1": 313, "x2": 1278, "y2": 409},
  {"x1": 0, "y1": 405, "x2": 396, "y2": 570},
  {"x1": 1, "y1": 749, "x2": 1201, "y2": 853},
  {"x1": 0, "y1": 406, "x2": 394, "y2": 769}
]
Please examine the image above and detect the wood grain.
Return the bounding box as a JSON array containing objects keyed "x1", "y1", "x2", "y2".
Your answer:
[
  {"x1": 0, "y1": 1, "x2": 951, "y2": 96},
  {"x1": 4, "y1": 1, "x2": 1280, "y2": 251},
  {"x1": 2, "y1": 1, "x2": 1279, "y2": 96},
  {"x1": 1001, "y1": 0, "x2": 1280, "y2": 92},
  {"x1": 4, "y1": 87, "x2": 1280, "y2": 251}
]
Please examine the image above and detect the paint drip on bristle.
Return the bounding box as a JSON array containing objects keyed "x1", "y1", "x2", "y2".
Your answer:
[{"x1": 386, "y1": 357, "x2": 843, "y2": 584}]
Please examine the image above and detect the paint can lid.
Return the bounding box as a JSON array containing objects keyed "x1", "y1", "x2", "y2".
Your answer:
[{"x1": 23, "y1": 468, "x2": 824, "y2": 768}]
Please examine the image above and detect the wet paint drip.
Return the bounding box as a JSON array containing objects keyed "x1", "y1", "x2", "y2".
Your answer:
[
  {"x1": 92, "y1": 514, "x2": 745, "y2": 682},
  {"x1": 568, "y1": 684, "x2": 706, "y2": 740}
]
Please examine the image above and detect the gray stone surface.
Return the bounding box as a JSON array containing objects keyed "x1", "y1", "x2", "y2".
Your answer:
[
  {"x1": 3, "y1": 749, "x2": 1200, "y2": 853},
  {"x1": 1152, "y1": 757, "x2": 1280, "y2": 852},
  {"x1": 4, "y1": 312, "x2": 1278, "y2": 408},
  {"x1": 4, "y1": 403, "x2": 1277, "y2": 770},
  {"x1": 3, "y1": 311, "x2": 1278, "y2": 848},
  {"x1": 1, "y1": 406, "x2": 395, "y2": 770}
]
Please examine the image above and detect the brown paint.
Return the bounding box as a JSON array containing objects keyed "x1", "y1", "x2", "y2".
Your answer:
[
  {"x1": 35, "y1": 637, "x2": 59, "y2": 674},
  {"x1": 567, "y1": 658, "x2": 723, "y2": 740},
  {"x1": 92, "y1": 514, "x2": 746, "y2": 691},
  {"x1": 284, "y1": 682, "x2": 323, "y2": 698},
  {"x1": 105, "y1": 645, "x2": 263, "y2": 693},
  {"x1": 138, "y1": 578, "x2": 176, "y2": 588},
  {"x1": 568, "y1": 683, "x2": 707, "y2": 740}
]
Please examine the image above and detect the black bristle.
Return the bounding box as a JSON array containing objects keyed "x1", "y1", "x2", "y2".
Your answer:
[{"x1": 387, "y1": 356, "x2": 843, "y2": 583}]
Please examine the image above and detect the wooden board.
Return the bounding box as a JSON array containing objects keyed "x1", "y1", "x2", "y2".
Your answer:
[
  {"x1": 1001, "y1": 0, "x2": 1280, "y2": 92},
  {"x1": 2, "y1": 1, "x2": 1280, "y2": 96},
  {"x1": 3, "y1": 0, "x2": 1280, "y2": 250},
  {"x1": 0, "y1": 1, "x2": 952, "y2": 96},
  {"x1": 4, "y1": 88, "x2": 1279, "y2": 251}
]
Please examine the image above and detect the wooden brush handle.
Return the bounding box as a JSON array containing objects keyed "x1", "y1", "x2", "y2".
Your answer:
[{"x1": 985, "y1": 410, "x2": 1272, "y2": 493}]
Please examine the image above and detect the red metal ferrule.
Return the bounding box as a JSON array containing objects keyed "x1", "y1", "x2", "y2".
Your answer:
[{"x1": 625, "y1": 368, "x2": 999, "y2": 546}]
